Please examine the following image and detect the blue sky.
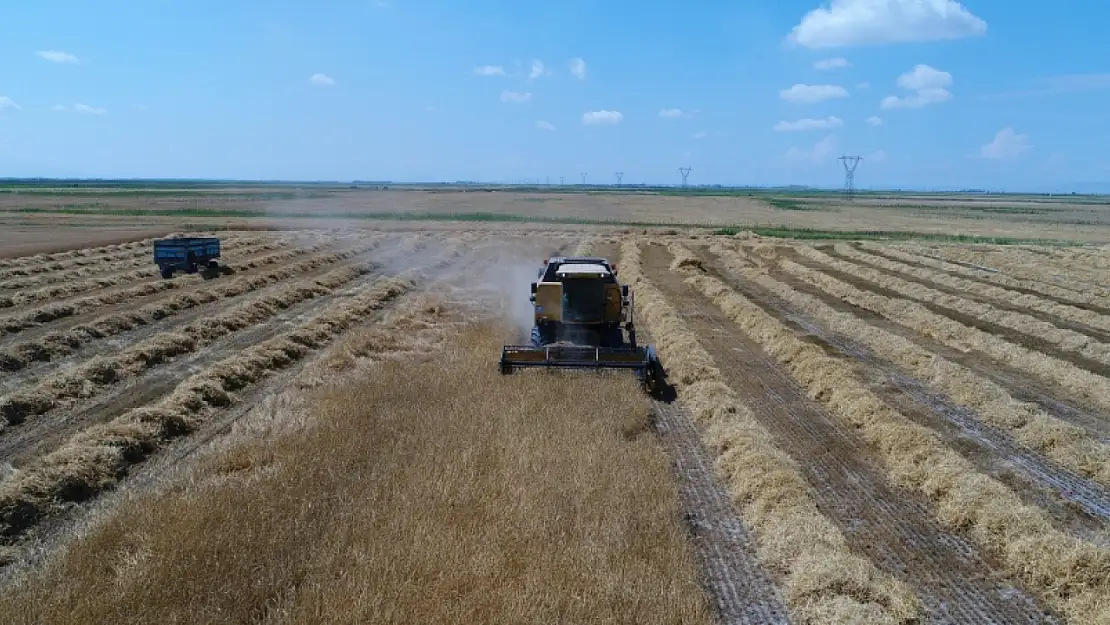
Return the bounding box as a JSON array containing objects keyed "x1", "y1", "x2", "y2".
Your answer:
[{"x1": 1, "y1": 0, "x2": 1108, "y2": 190}]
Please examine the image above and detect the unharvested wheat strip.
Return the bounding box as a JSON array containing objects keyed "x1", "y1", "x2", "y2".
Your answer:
[
  {"x1": 776, "y1": 251, "x2": 1110, "y2": 418},
  {"x1": 713, "y1": 244, "x2": 1110, "y2": 493},
  {"x1": 0, "y1": 236, "x2": 287, "y2": 293},
  {"x1": 0, "y1": 264, "x2": 373, "y2": 428},
  {"x1": 801, "y1": 246, "x2": 1110, "y2": 371},
  {"x1": 620, "y1": 239, "x2": 919, "y2": 625},
  {"x1": 0, "y1": 275, "x2": 414, "y2": 542},
  {"x1": 0, "y1": 248, "x2": 375, "y2": 374},
  {"x1": 671, "y1": 243, "x2": 1110, "y2": 625},
  {"x1": 0, "y1": 241, "x2": 347, "y2": 337},
  {"x1": 0, "y1": 239, "x2": 293, "y2": 307},
  {"x1": 841, "y1": 244, "x2": 1110, "y2": 335}
]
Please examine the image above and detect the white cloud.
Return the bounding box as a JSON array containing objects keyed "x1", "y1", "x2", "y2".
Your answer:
[
  {"x1": 978, "y1": 127, "x2": 1033, "y2": 160},
  {"x1": 787, "y1": 0, "x2": 988, "y2": 48},
  {"x1": 897, "y1": 64, "x2": 952, "y2": 90},
  {"x1": 780, "y1": 83, "x2": 849, "y2": 104},
  {"x1": 815, "y1": 57, "x2": 850, "y2": 70},
  {"x1": 474, "y1": 65, "x2": 506, "y2": 76},
  {"x1": 36, "y1": 50, "x2": 80, "y2": 63},
  {"x1": 0, "y1": 97, "x2": 20, "y2": 111},
  {"x1": 536, "y1": 120, "x2": 555, "y2": 131},
  {"x1": 529, "y1": 60, "x2": 550, "y2": 79},
  {"x1": 881, "y1": 87, "x2": 951, "y2": 109},
  {"x1": 692, "y1": 131, "x2": 708, "y2": 140},
  {"x1": 74, "y1": 103, "x2": 106, "y2": 115},
  {"x1": 786, "y1": 135, "x2": 838, "y2": 164},
  {"x1": 865, "y1": 115, "x2": 883, "y2": 126},
  {"x1": 569, "y1": 57, "x2": 587, "y2": 80},
  {"x1": 774, "y1": 116, "x2": 844, "y2": 132},
  {"x1": 583, "y1": 110, "x2": 623, "y2": 125},
  {"x1": 309, "y1": 73, "x2": 335, "y2": 86},
  {"x1": 658, "y1": 108, "x2": 698, "y2": 119},
  {"x1": 500, "y1": 90, "x2": 532, "y2": 103},
  {"x1": 881, "y1": 64, "x2": 952, "y2": 108}
]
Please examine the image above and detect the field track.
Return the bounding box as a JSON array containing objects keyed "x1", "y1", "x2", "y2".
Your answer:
[{"x1": 5, "y1": 228, "x2": 1110, "y2": 624}]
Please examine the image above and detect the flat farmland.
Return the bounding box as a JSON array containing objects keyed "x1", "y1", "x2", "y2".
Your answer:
[
  {"x1": 2, "y1": 188, "x2": 1110, "y2": 623},
  {"x1": 3, "y1": 186, "x2": 1110, "y2": 242}
]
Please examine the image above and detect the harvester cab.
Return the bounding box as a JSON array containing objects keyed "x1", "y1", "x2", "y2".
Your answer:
[{"x1": 500, "y1": 255, "x2": 664, "y2": 395}]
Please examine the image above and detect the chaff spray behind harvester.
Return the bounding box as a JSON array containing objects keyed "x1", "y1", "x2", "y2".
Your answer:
[{"x1": 499, "y1": 255, "x2": 665, "y2": 395}]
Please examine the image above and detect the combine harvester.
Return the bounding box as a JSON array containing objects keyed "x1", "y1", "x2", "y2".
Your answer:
[{"x1": 500, "y1": 255, "x2": 665, "y2": 395}]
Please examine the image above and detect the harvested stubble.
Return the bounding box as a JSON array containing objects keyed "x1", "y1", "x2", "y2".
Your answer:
[
  {"x1": 620, "y1": 239, "x2": 919, "y2": 625},
  {"x1": 0, "y1": 323, "x2": 711, "y2": 625},
  {"x1": 777, "y1": 252, "x2": 1110, "y2": 416},
  {"x1": 875, "y1": 243, "x2": 1110, "y2": 305},
  {"x1": 804, "y1": 245, "x2": 1110, "y2": 371},
  {"x1": 0, "y1": 275, "x2": 413, "y2": 542},
  {"x1": 919, "y1": 244, "x2": 1110, "y2": 296},
  {"x1": 0, "y1": 234, "x2": 263, "y2": 282},
  {"x1": 841, "y1": 244, "x2": 1110, "y2": 337},
  {"x1": 0, "y1": 264, "x2": 371, "y2": 427},
  {"x1": 0, "y1": 239, "x2": 289, "y2": 308},
  {"x1": 716, "y1": 244, "x2": 1110, "y2": 487},
  {"x1": 0, "y1": 236, "x2": 282, "y2": 292},
  {"x1": 0, "y1": 239, "x2": 156, "y2": 273},
  {"x1": 0, "y1": 249, "x2": 370, "y2": 373},
  {"x1": 673, "y1": 242, "x2": 1110, "y2": 624},
  {"x1": 0, "y1": 242, "x2": 342, "y2": 337}
]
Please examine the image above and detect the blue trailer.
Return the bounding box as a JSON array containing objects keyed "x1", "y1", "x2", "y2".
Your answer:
[{"x1": 153, "y1": 236, "x2": 221, "y2": 279}]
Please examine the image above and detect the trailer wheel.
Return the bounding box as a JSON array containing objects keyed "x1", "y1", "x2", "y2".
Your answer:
[{"x1": 160, "y1": 268, "x2": 173, "y2": 279}]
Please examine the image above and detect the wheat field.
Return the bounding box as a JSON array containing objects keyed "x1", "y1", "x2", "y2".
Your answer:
[{"x1": 2, "y1": 218, "x2": 1110, "y2": 623}]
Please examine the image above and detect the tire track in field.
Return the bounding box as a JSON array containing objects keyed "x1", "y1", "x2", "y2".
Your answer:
[
  {"x1": 643, "y1": 242, "x2": 1054, "y2": 625},
  {"x1": 0, "y1": 238, "x2": 348, "y2": 338},
  {"x1": 698, "y1": 246, "x2": 1110, "y2": 542},
  {"x1": 582, "y1": 240, "x2": 791, "y2": 625},
  {"x1": 0, "y1": 237, "x2": 470, "y2": 543},
  {"x1": 0, "y1": 240, "x2": 390, "y2": 375}
]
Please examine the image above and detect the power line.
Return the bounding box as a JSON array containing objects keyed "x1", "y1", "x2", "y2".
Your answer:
[
  {"x1": 678, "y1": 167, "x2": 692, "y2": 187},
  {"x1": 838, "y1": 155, "x2": 863, "y2": 201}
]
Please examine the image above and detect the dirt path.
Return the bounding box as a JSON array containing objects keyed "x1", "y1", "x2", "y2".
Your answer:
[{"x1": 642, "y1": 242, "x2": 1055, "y2": 625}]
